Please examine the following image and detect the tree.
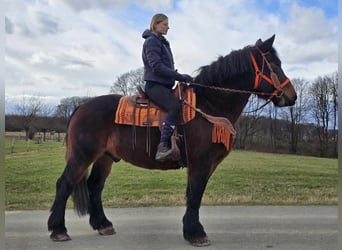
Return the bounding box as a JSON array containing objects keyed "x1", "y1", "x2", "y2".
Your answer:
[
  {"x1": 267, "y1": 104, "x2": 278, "y2": 152},
  {"x1": 34, "y1": 104, "x2": 56, "y2": 142},
  {"x1": 281, "y1": 78, "x2": 310, "y2": 154},
  {"x1": 14, "y1": 95, "x2": 44, "y2": 140},
  {"x1": 55, "y1": 96, "x2": 91, "y2": 121},
  {"x1": 110, "y1": 68, "x2": 144, "y2": 96},
  {"x1": 235, "y1": 95, "x2": 264, "y2": 149},
  {"x1": 330, "y1": 72, "x2": 338, "y2": 157},
  {"x1": 309, "y1": 73, "x2": 336, "y2": 157}
]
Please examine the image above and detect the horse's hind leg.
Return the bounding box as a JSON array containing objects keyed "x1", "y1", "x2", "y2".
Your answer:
[
  {"x1": 47, "y1": 158, "x2": 91, "y2": 241},
  {"x1": 88, "y1": 154, "x2": 116, "y2": 236},
  {"x1": 47, "y1": 170, "x2": 73, "y2": 241}
]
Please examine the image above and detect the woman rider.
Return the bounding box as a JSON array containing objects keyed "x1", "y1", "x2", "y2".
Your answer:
[{"x1": 142, "y1": 13, "x2": 193, "y2": 161}]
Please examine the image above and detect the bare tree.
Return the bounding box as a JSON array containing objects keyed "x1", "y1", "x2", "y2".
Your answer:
[
  {"x1": 55, "y1": 96, "x2": 91, "y2": 121},
  {"x1": 330, "y1": 72, "x2": 338, "y2": 157},
  {"x1": 309, "y1": 74, "x2": 336, "y2": 157},
  {"x1": 235, "y1": 95, "x2": 264, "y2": 149},
  {"x1": 14, "y1": 95, "x2": 44, "y2": 140},
  {"x1": 267, "y1": 104, "x2": 278, "y2": 152},
  {"x1": 110, "y1": 68, "x2": 144, "y2": 96},
  {"x1": 35, "y1": 104, "x2": 56, "y2": 142},
  {"x1": 281, "y1": 78, "x2": 310, "y2": 153}
]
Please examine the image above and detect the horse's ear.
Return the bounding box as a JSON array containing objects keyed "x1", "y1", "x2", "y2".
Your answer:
[
  {"x1": 255, "y1": 38, "x2": 262, "y2": 46},
  {"x1": 258, "y1": 34, "x2": 275, "y2": 52}
]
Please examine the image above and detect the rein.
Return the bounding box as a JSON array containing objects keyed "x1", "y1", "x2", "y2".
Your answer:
[{"x1": 183, "y1": 81, "x2": 266, "y2": 96}]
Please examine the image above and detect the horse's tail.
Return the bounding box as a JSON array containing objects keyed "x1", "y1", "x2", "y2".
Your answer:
[
  {"x1": 64, "y1": 106, "x2": 80, "y2": 161},
  {"x1": 65, "y1": 105, "x2": 90, "y2": 216},
  {"x1": 72, "y1": 171, "x2": 89, "y2": 216}
]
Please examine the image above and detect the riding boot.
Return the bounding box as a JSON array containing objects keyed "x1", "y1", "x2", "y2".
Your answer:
[{"x1": 155, "y1": 121, "x2": 176, "y2": 161}]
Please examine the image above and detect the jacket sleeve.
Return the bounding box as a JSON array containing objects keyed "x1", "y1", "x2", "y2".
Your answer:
[{"x1": 144, "y1": 38, "x2": 184, "y2": 81}]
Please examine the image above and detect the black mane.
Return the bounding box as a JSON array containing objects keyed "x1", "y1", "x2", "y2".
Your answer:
[
  {"x1": 194, "y1": 45, "x2": 280, "y2": 88},
  {"x1": 194, "y1": 46, "x2": 253, "y2": 86}
]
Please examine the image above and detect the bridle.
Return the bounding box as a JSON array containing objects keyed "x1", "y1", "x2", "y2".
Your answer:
[{"x1": 249, "y1": 48, "x2": 291, "y2": 100}]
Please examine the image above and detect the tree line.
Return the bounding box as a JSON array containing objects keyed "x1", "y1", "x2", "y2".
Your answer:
[
  {"x1": 5, "y1": 69, "x2": 337, "y2": 158},
  {"x1": 234, "y1": 73, "x2": 338, "y2": 158}
]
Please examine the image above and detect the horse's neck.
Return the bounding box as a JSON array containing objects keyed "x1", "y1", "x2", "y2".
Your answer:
[
  {"x1": 195, "y1": 68, "x2": 255, "y2": 124},
  {"x1": 197, "y1": 92, "x2": 250, "y2": 124}
]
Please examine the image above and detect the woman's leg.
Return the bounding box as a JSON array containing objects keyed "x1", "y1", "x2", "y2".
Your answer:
[{"x1": 145, "y1": 82, "x2": 181, "y2": 160}]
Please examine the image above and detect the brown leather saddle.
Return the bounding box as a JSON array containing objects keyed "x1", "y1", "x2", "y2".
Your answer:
[{"x1": 114, "y1": 84, "x2": 196, "y2": 129}]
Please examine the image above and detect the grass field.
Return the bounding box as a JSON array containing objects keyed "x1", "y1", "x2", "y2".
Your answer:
[{"x1": 4, "y1": 139, "x2": 338, "y2": 210}]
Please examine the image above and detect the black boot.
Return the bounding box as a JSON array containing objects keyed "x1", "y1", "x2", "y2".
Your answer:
[
  {"x1": 155, "y1": 121, "x2": 175, "y2": 161},
  {"x1": 155, "y1": 142, "x2": 173, "y2": 161}
]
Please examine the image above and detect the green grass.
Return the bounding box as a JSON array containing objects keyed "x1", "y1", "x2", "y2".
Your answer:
[{"x1": 5, "y1": 139, "x2": 338, "y2": 210}]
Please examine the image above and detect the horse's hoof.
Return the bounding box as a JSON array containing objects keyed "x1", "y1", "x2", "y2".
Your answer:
[
  {"x1": 98, "y1": 226, "x2": 116, "y2": 236},
  {"x1": 188, "y1": 236, "x2": 211, "y2": 247},
  {"x1": 50, "y1": 232, "x2": 71, "y2": 241}
]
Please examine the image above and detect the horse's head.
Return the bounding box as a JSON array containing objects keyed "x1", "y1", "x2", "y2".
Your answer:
[{"x1": 250, "y1": 35, "x2": 297, "y2": 107}]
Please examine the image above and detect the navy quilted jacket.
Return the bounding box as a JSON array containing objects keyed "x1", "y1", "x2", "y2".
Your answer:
[{"x1": 142, "y1": 29, "x2": 184, "y2": 88}]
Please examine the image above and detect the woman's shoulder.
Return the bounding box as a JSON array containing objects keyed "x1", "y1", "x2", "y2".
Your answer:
[
  {"x1": 142, "y1": 29, "x2": 160, "y2": 41},
  {"x1": 142, "y1": 29, "x2": 153, "y2": 39},
  {"x1": 143, "y1": 32, "x2": 162, "y2": 47}
]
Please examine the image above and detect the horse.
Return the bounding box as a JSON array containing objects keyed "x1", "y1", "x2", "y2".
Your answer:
[{"x1": 48, "y1": 35, "x2": 297, "y2": 247}]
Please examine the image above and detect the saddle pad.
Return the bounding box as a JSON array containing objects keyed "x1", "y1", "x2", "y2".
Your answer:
[{"x1": 114, "y1": 88, "x2": 196, "y2": 127}]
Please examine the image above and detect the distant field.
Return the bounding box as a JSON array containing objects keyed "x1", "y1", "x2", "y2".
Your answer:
[
  {"x1": 4, "y1": 139, "x2": 338, "y2": 210},
  {"x1": 5, "y1": 131, "x2": 65, "y2": 142}
]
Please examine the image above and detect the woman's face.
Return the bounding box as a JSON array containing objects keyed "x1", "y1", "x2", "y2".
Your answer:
[{"x1": 155, "y1": 18, "x2": 169, "y2": 35}]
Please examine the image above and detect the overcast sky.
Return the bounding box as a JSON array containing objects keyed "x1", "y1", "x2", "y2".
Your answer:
[{"x1": 4, "y1": 0, "x2": 338, "y2": 113}]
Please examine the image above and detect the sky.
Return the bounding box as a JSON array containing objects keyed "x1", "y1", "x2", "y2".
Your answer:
[{"x1": 4, "y1": 0, "x2": 338, "y2": 113}]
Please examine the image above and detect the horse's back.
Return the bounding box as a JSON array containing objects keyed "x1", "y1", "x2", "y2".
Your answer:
[
  {"x1": 79, "y1": 94, "x2": 121, "y2": 113},
  {"x1": 66, "y1": 94, "x2": 122, "y2": 151},
  {"x1": 70, "y1": 94, "x2": 121, "y2": 121}
]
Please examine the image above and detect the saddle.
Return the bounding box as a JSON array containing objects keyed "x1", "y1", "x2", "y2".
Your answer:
[
  {"x1": 114, "y1": 84, "x2": 195, "y2": 163},
  {"x1": 114, "y1": 84, "x2": 196, "y2": 128},
  {"x1": 114, "y1": 83, "x2": 236, "y2": 163}
]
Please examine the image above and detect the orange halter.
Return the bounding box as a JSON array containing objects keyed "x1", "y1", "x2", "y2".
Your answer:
[{"x1": 250, "y1": 50, "x2": 290, "y2": 99}]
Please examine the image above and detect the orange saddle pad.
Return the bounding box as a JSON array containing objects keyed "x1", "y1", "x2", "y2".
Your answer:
[{"x1": 114, "y1": 87, "x2": 196, "y2": 127}]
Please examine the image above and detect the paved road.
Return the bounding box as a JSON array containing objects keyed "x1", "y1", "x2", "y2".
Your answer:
[{"x1": 5, "y1": 206, "x2": 338, "y2": 250}]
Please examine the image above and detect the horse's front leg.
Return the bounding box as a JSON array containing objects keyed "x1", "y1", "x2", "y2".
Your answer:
[{"x1": 183, "y1": 166, "x2": 212, "y2": 247}]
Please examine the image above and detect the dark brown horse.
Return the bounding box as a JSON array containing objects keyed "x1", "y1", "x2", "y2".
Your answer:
[{"x1": 48, "y1": 35, "x2": 296, "y2": 246}]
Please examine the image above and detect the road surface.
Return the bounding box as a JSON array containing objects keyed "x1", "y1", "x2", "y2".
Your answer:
[{"x1": 5, "y1": 206, "x2": 338, "y2": 250}]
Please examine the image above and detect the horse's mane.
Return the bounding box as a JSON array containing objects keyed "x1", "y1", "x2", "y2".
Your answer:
[
  {"x1": 194, "y1": 46, "x2": 253, "y2": 86},
  {"x1": 194, "y1": 45, "x2": 280, "y2": 88}
]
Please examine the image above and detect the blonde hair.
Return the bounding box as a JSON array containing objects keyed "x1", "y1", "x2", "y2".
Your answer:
[{"x1": 150, "y1": 13, "x2": 168, "y2": 31}]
